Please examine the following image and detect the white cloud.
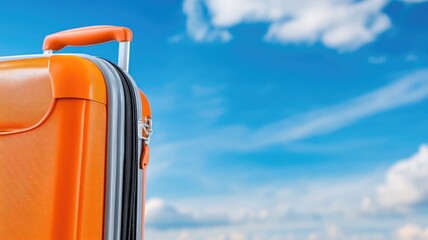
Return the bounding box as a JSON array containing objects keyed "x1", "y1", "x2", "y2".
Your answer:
[
  {"x1": 307, "y1": 233, "x2": 320, "y2": 240},
  {"x1": 183, "y1": 0, "x2": 391, "y2": 51},
  {"x1": 147, "y1": 143, "x2": 428, "y2": 238},
  {"x1": 145, "y1": 157, "x2": 428, "y2": 239},
  {"x1": 145, "y1": 198, "x2": 195, "y2": 229},
  {"x1": 395, "y1": 224, "x2": 428, "y2": 240},
  {"x1": 145, "y1": 180, "x2": 428, "y2": 239},
  {"x1": 264, "y1": 0, "x2": 390, "y2": 51},
  {"x1": 183, "y1": 0, "x2": 232, "y2": 42},
  {"x1": 146, "y1": 177, "x2": 377, "y2": 233},
  {"x1": 145, "y1": 198, "x2": 230, "y2": 229},
  {"x1": 324, "y1": 224, "x2": 344, "y2": 239},
  {"x1": 364, "y1": 145, "x2": 428, "y2": 212}
]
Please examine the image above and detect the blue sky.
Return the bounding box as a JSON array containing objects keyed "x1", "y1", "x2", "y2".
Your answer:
[{"x1": 2, "y1": 0, "x2": 428, "y2": 239}]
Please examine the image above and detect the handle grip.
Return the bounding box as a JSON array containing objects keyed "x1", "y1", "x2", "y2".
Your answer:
[
  {"x1": 43, "y1": 25, "x2": 133, "y2": 72},
  {"x1": 43, "y1": 25, "x2": 133, "y2": 51}
]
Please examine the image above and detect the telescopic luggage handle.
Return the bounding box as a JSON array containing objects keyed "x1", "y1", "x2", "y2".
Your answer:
[{"x1": 43, "y1": 25, "x2": 132, "y2": 72}]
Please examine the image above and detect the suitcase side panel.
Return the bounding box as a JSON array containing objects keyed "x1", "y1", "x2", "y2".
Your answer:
[
  {"x1": 0, "y1": 56, "x2": 108, "y2": 240},
  {"x1": 76, "y1": 100, "x2": 107, "y2": 239},
  {"x1": 0, "y1": 99, "x2": 107, "y2": 240}
]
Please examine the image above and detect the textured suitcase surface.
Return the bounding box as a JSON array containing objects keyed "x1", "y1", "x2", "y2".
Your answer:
[{"x1": 0, "y1": 26, "x2": 152, "y2": 240}]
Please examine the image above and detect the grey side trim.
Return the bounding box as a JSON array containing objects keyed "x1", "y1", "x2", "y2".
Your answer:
[
  {"x1": 136, "y1": 170, "x2": 143, "y2": 240},
  {"x1": 96, "y1": 58, "x2": 144, "y2": 240},
  {"x1": 80, "y1": 56, "x2": 126, "y2": 240},
  {"x1": 96, "y1": 59, "x2": 127, "y2": 240}
]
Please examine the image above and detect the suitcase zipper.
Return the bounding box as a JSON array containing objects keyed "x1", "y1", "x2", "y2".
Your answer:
[
  {"x1": 105, "y1": 60, "x2": 140, "y2": 240},
  {"x1": 138, "y1": 117, "x2": 152, "y2": 144}
]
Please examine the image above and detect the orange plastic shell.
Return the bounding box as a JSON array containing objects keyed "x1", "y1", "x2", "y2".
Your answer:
[
  {"x1": 49, "y1": 55, "x2": 107, "y2": 104},
  {"x1": 141, "y1": 144, "x2": 150, "y2": 170},
  {"x1": 0, "y1": 56, "x2": 106, "y2": 135},
  {"x1": 0, "y1": 56, "x2": 107, "y2": 240},
  {"x1": 138, "y1": 90, "x2": 151, "y2": 169},
  {"x1": 43, "y1": 26, "x2": 133, "y2": 51},
  {"x1": 139, "y1": 90, "x2": 151, "y2": 117},
  {"x1": 0, "y1": 58, "x2": 52, "y2": 132}
]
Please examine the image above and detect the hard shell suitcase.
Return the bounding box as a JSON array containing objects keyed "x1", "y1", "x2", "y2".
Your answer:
[{"x1": 0, "y1": 26, "x2": 152, "y2": 240}]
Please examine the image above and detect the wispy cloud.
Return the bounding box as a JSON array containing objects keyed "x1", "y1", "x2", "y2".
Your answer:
[
  {"x1": 153, "y1": 69, "x2": 428, "y2": 165},
  {"x1": 251, "y1": 69, "x2": 428, "y2": 148}
]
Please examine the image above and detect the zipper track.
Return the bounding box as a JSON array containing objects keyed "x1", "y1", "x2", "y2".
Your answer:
[{"x1": 105, "y1": 60, "x2": 139, "y2": 240}]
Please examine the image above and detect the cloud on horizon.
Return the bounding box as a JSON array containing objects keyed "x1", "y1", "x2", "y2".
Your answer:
[
  {"x1": 395, "y1": 224, "x2": 428, "y2": 240},
  {"x1": 146, "y1": 198, "x2": 230, "y2": 229},
  {"x1": 146, "y1": 145, "x2": 428, "y2": 239},
  {"x1": 363, "y1": 144, "x2": 428, "y2": 213}
]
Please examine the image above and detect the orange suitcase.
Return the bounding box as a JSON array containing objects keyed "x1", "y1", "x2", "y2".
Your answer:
[{"x1": 0, "y1": 26, "x2": 152, "y2": 240}]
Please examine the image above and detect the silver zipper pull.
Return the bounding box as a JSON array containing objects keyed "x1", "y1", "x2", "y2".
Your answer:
[{"x1": 138, "y1": 117, "x2": 152, "y2": 144}]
